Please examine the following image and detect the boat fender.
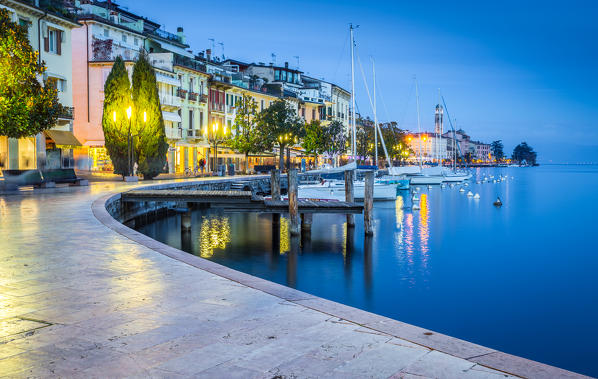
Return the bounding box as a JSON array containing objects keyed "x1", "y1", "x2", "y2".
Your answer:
[
  {"x1": 473, "y1": 193, "x2": 480, "y2": 199},
  {"x1": 459, "y1": 188, "x2": 465, "y2": 192},
  {"x1": 467, "y1": 191, "x2": 473, "y2": 197}
]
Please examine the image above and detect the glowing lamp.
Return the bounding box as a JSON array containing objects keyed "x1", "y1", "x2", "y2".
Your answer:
[{"x1": 126, "y1": 106, "x2": 132, "y2": 120}]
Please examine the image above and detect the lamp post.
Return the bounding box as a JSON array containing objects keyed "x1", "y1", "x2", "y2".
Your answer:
[{"x1": 126, "y1": 106, "x2": 132, "y2": 177}]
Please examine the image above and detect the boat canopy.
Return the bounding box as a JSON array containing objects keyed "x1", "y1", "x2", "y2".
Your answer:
[
  {"x1": 388, "y1": 166, "x2": 421, "y2": 175},
  {"x1": 309, "y1": 161, "x2": 357, "y2": 174}
]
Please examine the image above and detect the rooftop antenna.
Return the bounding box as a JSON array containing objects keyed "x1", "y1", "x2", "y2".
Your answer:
[
  {"x1": 271, "y1": 53, "x2": 276, "y2": 65},
  {"x1": 218, "y1": 42, "x2": 224, "y2": 60},
  {"x1": 293, "y1": 55, "x2": 300, "y2": 70}
]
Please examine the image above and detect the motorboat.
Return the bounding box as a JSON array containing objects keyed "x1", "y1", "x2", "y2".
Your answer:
[{"x1": 442, "y1": 172, "x2": 472, "y2": 182}]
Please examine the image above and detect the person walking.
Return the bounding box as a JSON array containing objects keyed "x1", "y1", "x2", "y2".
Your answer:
[{"x1": 199, "y1": 158, "x2": 205, "y2": 174}]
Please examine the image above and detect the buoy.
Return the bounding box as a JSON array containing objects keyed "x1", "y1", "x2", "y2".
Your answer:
[
  {"x1": 459, "y1": 188, "x2": 465, "y2": 193},
  {"x1": 415, "y1": 187, "x2": 421, "y2": 192},
  {"x1": 467, "y1": 191, "x2": 474, "y2": 197},
  {"x1": 464, "y1": 183, "x2": 469, "y2": 187},
  {"x1": 427, "y1": 185, "x2": 432, "y2": 190},
  {"x1": 412, "y1": 195, "x2": 420, "y2": 202},
  {"x1": 493, "y1": 197, "x2": 503, "y2": 207},
  {"x1": 476, "y1": 181, "x2": 481, "y2": 184},
  {"x1": 412, "y1": 203, "x2": 421, "y2": 210},
  {"x1": 473, "y1": 193, "x2": 480, "y2": 199}
]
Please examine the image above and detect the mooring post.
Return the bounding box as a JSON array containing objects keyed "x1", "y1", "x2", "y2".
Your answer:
[
  {"x1": 345, "y1": 170, "x2": 355, "y2": 227},
  {"x1": 181, "y1": 210, "x2": 191, "y2": 232},
  {"x1": 301, "y1": 213, "x2": 312, "y2": 233},
  {"x1": 288, "y1": 168, "x2": 300, "y2": 235},
  {"x1": 271, "y1": 169, "x2": 281, "y2": 224},
  {"x1": 364, "y1": 170, "x2": 374, "y2": 235}
]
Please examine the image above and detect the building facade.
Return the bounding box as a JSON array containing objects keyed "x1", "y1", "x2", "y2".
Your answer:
[{"x1": 0, "y1": 0, "x2": 80, "y2": 172}]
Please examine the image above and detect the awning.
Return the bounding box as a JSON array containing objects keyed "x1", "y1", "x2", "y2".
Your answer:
[
  {"x1": 155, "y1": 72, "x2": 180, "y2": 86},
  {"x1": 83, "y1": 140, "x2": 105, "y2": 147},
  {"x1": 162, "y1": 111, "x2": 182, "y2": 122},
  {"x1": 45, "y1": 130, "x2": 82, "y2": 147}
]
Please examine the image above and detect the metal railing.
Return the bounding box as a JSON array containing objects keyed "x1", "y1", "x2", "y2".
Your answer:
[
  {"x1": 177, "y1": 89, "x2": 187, "y2": 99},
  {"x1": 159, "y1": 93, "x2": 181, "y2": 107},
  {"x1": 210, "y1": 103, "x2": 225, "y2": 112},
  {"x1": 58, "y1": 107, "x2": 74, "y2": 120},
  {"x1": 165, "y1": 127, "x2": 182, "y2": 139},
  {"x1": 188, "y1": 92, "x2": 198, "y2": 101}
]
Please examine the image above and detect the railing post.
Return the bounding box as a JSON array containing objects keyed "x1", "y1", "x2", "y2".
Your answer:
[
  {"x1": 345, "y1": 170, "x2": 355, "y2": 227},
  {"x1": 364, "y1": 170, "x2": 374, "y2": 235},
  {"x1": 288, "y1": 169, "x2": 300, "y2": 235}
]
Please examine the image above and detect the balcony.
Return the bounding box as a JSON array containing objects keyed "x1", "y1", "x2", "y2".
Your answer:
[
  {"x1": 165, "y1": 127, "x2": 182, "y2": 139},
  {"x1": 226, "y1": 105, "x2": 236, "y2": 114},
  {"x1": 173, "y1": 55, "x2": 207, "y2": 73},
  {"x1": 188, "y1": 92, "x2": 198, "y2": 102},
  {"x1": 177, "y1": 89, "x2": 188, "y2": 99},
  {"x1": 159, "y1": 93, "x2": 181, "y2": 108},
  {"x1": 210, "y1": 103, "x2": 225, "y2": 113},
  {"x1": 199, "y1": 94, "x2": 208, "y2": 103},
  {"x1": 186, "y1": 129, "x2": 194, "y2": 137},
  {"x1": 194, "y1": 129, "x2": 204, "y2": 137}
]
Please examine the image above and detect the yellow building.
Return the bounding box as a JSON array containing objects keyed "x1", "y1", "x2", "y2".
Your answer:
[{"x1": 0, "y1": 0, "x2": 80, "y2": 172}]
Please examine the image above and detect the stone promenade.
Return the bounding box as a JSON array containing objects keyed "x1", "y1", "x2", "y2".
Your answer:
[{"x1": 0, "y1": 180, "x2": 586, "y2": 378}]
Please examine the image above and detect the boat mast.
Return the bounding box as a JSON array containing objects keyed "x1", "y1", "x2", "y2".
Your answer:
[
  {"x1": 415, "y1": 77, "x2": 423, "y2": 170},
  {"x1": 372, "y1": 57, "x2": 378, "y2": 167},
  {"x1": 350, "y1": 24, "x2": 357, "y2": 162}
]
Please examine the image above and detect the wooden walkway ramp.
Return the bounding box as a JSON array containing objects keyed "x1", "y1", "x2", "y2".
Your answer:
[{"x1": 121, "y1": 189, "x2": 363, "y2": 214}]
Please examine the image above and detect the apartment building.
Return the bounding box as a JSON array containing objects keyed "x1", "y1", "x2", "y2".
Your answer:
[{"x1": 0, "y1": 0, "x2": 80, "y2": 171}]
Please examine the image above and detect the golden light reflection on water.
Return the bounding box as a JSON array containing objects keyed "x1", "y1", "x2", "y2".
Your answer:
[
  {"x1": 198, "y1": 216, "x2": 231, "y2": 258},
  {"x1": 419, "y1": 194, "x2": 430, "y2": 257},
  {"x1": 279, "y1": 216, "x2": 290, "y2": 254}
]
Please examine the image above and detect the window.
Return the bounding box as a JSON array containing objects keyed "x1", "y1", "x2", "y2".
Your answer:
[
  {"x1": 189, "y1": 77, "x2": 194, "y2": 92},
  {"x1": 281, "y1": 71, "x2": 287, "y2": 82},
  {"x1": 274, "y1": 70, "x2": 280, "y2": 81},
  {"x1": 312, "y1": 109, "x2": 315, "y2": 120},
  {"x1": 134, "y1": 37, "x2": 138, "y2": 46},
  {"x1": 189, "y1": 110, "x2": 194, "y2": 129},
  {"x1": 199, "y1": 111, "x2": 204, "y2": 128},
  {"x1": 122, "y1": 34, "x2": 127, "y2": 43},
  {"x1": 18, "y1": 18, "x2": 29, "y2": 29},
  {"x1": 104, "y1": 28, "x2": 109, "y2": 37}
]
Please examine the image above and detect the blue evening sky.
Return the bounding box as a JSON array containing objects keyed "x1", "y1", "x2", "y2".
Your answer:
[{"x1": 121, "y1": 0, "x2": 597, "y2": 163}]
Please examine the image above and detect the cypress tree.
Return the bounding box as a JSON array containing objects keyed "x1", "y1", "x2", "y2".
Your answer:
[
  {"x1": 131, "y1": 52, "x2": 167, "y2": 179},
  {"x1": 101, "y1": 56, "x2": 131, "y2": 177}
]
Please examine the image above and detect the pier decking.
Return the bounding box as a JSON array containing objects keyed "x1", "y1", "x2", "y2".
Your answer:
[{"x1": 121, "y1": 189, "x2": 364, "y2": 214}]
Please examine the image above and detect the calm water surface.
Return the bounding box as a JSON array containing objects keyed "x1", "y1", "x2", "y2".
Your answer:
[{"x1": 138, "y1": 165, "x2": 598, "y2": 376}]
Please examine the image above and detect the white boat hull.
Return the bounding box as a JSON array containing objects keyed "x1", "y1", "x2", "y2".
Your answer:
[
  {"x1": 299, "y1": 181, "x2": 396, "y2": 201},
  {"x1": 408, "y1": 175, "x2": 444, "y2": 185}
]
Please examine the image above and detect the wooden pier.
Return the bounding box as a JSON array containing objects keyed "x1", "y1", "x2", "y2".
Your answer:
[{"x1": 121, "y1": 189, "x2": 363, "y2": 214}]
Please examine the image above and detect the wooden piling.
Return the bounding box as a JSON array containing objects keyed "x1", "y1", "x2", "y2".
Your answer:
[
  {"x1": 301, "y1": 213, "x2": 313, "y2": 232},
  {"x1": 364, "y1": 170, "x2": 374, "y2": 235},
  {"x1": 271, "y1": 169, "x2": 281, "y2": 201},
  {"x1": 181, "y1": 210, "x2": 192, "y2": 231},
  {"x1": 345, "y1": 170, "x2": 355, "y2": 227},
  {"x1": 288, "y1": 169, "x2": 300, "y2": 235},
  {"x1": 271, "y1": 169, "x2": 281, "y2": 224}
]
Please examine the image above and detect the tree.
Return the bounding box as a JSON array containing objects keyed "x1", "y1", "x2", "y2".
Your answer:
[
  {"x1": 491, "y1": 140, "x2": 504, "y2": 162},
  {"x1": 131, "y1": 52, "x2": 168, "y2": 179},
  {"x1": 101, "y1": 56, "x2": 131, "y2": 177},
  {"x1": 302, "y1": 120, "x2": 326, "y2": 164},
  {"x1": 0, "y1": 8, "x2": 64, "y2": 139},
  {"x1": 512, "y1": 142, "x2": 537, "y2": 165},
  {"x1": 257, "y1": 99, "x2": 304, "y2": 170},
  {"x1": 229, "y1": 94, "x2": 263, "y2": 173},
  {"x1": 323, "y1": 120, "x2": 346, "y2": 166}
]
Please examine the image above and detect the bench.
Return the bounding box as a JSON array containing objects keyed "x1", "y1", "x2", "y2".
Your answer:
[
  {"x1": 2, "y1": 169, "x2": 47, "y2": 188},
  {"x1": 42, "y1": 169, "x2": 88, "y2": 186}
]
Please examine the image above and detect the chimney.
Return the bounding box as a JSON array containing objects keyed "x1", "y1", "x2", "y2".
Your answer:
[
  {"x1": 284, "y1": 61, "x2": 288, "y2": 69},
  {"x1": 198, "y1": 51, "x2": 204, "y2": 59},
  {"x1": 206, "y1": 49, "x2": 211, "y2": 62},
  {"x1": 176, "y1": 27, "x2": 185, "y2": 44}
]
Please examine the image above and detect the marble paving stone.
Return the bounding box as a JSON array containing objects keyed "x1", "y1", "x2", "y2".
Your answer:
[{"x1": 400, "y1": 350, "x2": 513, "y2": 379}]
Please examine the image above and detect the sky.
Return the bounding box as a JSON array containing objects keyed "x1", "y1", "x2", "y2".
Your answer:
[{"x1": 120, "y1": 0, "x2": 598, "y2": 163}]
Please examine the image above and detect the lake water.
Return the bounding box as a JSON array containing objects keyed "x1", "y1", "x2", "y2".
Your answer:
[{"x1": 137, "y1": 165, "x2": 598, "y2": 376}]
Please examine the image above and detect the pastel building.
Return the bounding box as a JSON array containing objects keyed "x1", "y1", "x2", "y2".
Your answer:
[{"x1": 0, "y1": 0, "x2": 79, "y2": 171}]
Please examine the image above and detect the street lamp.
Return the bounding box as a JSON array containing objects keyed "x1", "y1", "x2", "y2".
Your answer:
[{"x1": 126, "y1": 106, "x2": 133, "y2": 177}]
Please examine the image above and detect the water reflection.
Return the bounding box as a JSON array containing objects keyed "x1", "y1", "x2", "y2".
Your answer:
[{"x1": 198, "y1": 215, "x2": 231, "y2": 258}]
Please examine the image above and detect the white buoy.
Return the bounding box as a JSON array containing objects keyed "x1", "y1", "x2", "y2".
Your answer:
[
  {"x1": 427, "y1": 185, "x2": 432, "y2": 190},
  {"x1": 467, "y1": 191, "x2": 474, "y2": 197},
  {"x1": 476, "y1": 181, "x2": 481, "y2": 184},
  {"x1": 412, "y1": 195, "x2": 420, "y2": 202},
  {"x1": 459, "y1": 188, "x2": 465, "y2": 192},
  {"x1": 415, "y1": 187, "x2": 421, "y2": 192},
  {"x1": 464, "y1": 183, "x2": 469, "y2": 187},
  {"x1": 473, "y1": 193, "x2": 480, "y2": 199},
  {"x1": 493, "y1": 197, "x2": 503, "y2": 207},
  {"x1": 412, "y1": 203, "x2": 421, "y2": 210}
]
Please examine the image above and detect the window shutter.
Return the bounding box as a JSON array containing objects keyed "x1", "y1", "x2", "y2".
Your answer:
[
  {"x1": 44, "y1": 36, "x2": 49, "y2": 52},
  {"x1": 56, "y1": 30, "x2": 62, "y2": 55}
]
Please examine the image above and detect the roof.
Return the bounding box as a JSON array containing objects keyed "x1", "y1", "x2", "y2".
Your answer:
[{"x1": 2, "y1": 0, "x2": 81, "y2": 28}]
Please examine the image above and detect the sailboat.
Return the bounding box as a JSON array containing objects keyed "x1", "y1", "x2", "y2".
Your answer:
[{"x1": 298, "y1": 25, "x2": 397, "y2": 201}]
